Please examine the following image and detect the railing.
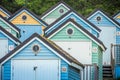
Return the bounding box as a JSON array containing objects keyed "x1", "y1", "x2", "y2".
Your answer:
[
  {"x1": 111, "y1": 44, "x2": 120, "y2": 79},
  {"x1": 84, "y1": 64, "x2": 99, "y2": 80}
]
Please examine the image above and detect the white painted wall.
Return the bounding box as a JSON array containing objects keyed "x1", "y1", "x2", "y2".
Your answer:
[
  {"x1": 0, "y1": 39, "x2": 8, "y2": 59},
  {"x1": 54, "y1": 41, "x2": 92, "y2": 64}
]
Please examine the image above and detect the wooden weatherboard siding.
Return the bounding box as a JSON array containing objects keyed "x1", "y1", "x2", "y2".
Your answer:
[
  {"x1": 87, "y1": 9, "x2": 120, "y2": 65},
  {"x1": 0, "y1": 19, "x2": 16, "y2": 36},
  {"x1": 45, "y1": 11, "x2": 100, "y2": 38},
  {"x1": 16, "y1": 25, "x2": 43, "y2": 42},
  {"x1": 1, "y1": 33, "x2": 82, "y2": 80},
  {"x1": 41, "y1": 2, "x2": 70, "y2": 25},
  {"x1": 2, "y1": 40, "x2": 68, "y2": 80},
  {"x1": 68, "y1": 66, "x2": 80, "y2": 80},
  {"x1": 11, "y1": 12, "x2": 40, "y2": 25},
  {"x1": 48, "y1": 20, "x2": 104, "y2": 80},
  {"x1": 0, "y1": 16, "x2": 19, "y2": 37},
  {"x1": 9, "y1": 8, "x2": 47, "y2": 42}
]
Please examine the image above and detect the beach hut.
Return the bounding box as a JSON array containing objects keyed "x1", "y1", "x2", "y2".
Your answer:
[
  {"x1": 0, "y1": 33, "x2": 84, "y2": 80},
  {"x1": 87, "y1": 9, "x2": 120, "y2": 79},
  {"x1": 87, "y1": 9, "x2": 120, "y2": 65},
  {"x1": 40, "y1": 1, "x2": 71, "y2": 25},
  {"x1": 8, "y1": 7, "x2": 47, "y2": 42},
  {"x1": 45, "y1": 18, "x2": 106, "y2": 80}
]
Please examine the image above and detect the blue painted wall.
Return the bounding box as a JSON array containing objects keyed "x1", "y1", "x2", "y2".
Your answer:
[
  {"x1": 68, "y1": 66, "x2": 80, "y2": 80},
  {"x1": 88, "y1": 13, "x2": 116, "y2": 27},
  {"x1": 45, "y1": 12, "x2": 99, "y2": 37},
  {"x1": 17, "y1": 25, "x2": 43, "y2": 42},
  {"x1": 2, "y1": 39, "x2": 80, "y2": 80},
  {"x1": 116, "y1": 27, "x2": 120, "y2": 44},
  {"x1": 115, "y1": 65, "x2": 120, "y2": 79}
]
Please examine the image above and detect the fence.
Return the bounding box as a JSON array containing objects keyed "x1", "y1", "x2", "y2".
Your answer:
[{"x1": 84, "y1": 64, "x2": 99, "y2": 80}]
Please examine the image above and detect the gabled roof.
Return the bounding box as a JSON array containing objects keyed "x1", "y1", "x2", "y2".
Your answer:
[
  {"x1": 44, "y1": 9, "x2": 101, "y2": 33},
  {"x1": 0, "y1": 26, "x2": 21, "y2": 44},
  {"x1": 112, "y1": 10, "x2": 120, "y2": 19},
  {"x1": 8, "y1": 7, "x2": 48, "y2": 27},
  {"x1": 40, "y1": 1, "x2": 71, "y2": 19},
  {"x1": 0, "y1": 15, "x2": 20, "y2": 34},
  {"x1": 45, "y1": 18, "x2": 106, "y2": 51},
  {"x1": 0, "y1": 5, "x2": 12, "y2": 17},
  {"x1": 0, "y1": 33, "x2": 84, "y2": 68},
  {"x1": 87, "y1": 9, "x2": 120, "y2": 28}
]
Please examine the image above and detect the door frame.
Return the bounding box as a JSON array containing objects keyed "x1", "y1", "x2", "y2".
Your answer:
[{"x1": 11, "y1": 59, "x2": 61, "y2": 80}]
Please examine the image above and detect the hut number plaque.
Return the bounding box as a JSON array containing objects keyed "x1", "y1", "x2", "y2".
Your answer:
[
  {"x1": 62, "y1": 67, "x2": 67, "y2": 72},
  {"x1": 116, "y1": 31, "x2": 120, "y2": 36},
  {"x1": 92, "y1": 47, "x2": 98, "y2": 53}
]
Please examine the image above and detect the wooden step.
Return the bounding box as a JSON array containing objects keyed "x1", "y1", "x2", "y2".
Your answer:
[{"x1": 103, "y1": 65, "x2": 113, "y2": 79}]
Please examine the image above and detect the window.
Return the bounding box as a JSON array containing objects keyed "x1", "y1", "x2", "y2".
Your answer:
[
  {"x1": 66, "y1": 28, "x2": 74, "y2": 35},
  {"x1": 32, "y1": 44, "x2": 40, "y2": 53},
  {"x1": 96, "y1": 16, "x2": 101, "y2": 21},
  {"x1": 59, "y1": 9, "x2": 64, "y2": 13},
  {"x1": 22, "y1": 15, "x2": 27, "y2": 20}
]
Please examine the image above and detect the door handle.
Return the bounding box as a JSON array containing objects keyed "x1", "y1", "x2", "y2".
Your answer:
[{"x1": 33, "y1": 66, "x2": 37, "y2": 71}]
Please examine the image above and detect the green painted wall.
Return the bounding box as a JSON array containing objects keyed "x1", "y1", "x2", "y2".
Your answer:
[
  {"x1": 43, "y1": 5, "x2": 69, "y2": 24},
  {"x1": 98, "y1": 46, "x2": 103, "y2": 80},
  {"x1": 50, "y1": 23, "x2": 103, "y2": 80},
  {"x1": 0, "y1": 19, "x2": 17, "y2": 37}
]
